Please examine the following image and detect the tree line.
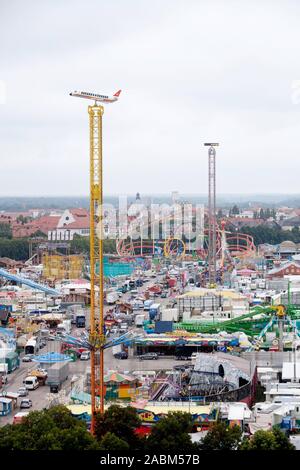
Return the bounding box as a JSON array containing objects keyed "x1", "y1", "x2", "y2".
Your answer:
[
  {"x1": 241, "y1": 225, "x2": 300, "y2": 245},
  {"x1": 0, "y1": 230, "x2": 117, "y2": 262},
  {"x1": 0, "y1": 405, "x2": 294, "y2": 452},
  {"x1": 227, "y1": 206, "x2": 277, "y2": 219}
]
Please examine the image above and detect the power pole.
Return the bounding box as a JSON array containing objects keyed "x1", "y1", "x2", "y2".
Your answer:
[{"x1": 204, "y1": 143, "x2": 219, "y2": 287}]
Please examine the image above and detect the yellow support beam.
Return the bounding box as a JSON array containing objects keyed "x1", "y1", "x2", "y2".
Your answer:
[{"x1": 88, "y1": 104, "x2": 105, "y2": 433}]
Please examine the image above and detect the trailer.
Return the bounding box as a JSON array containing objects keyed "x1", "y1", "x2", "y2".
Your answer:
[
  {"x1": 3, "y1": 352, "x2": 20, "y2": 373},
  {"x1": 144, "y1": 299, "x2": 154, "y2": 311},
  {"x1": 149, "y1": 303, "x2": 161, "y2": 320},
  {"x1": 46, "y1": 361, "x2": 69, "y2": 386},
  {"x1": 135, "y1": 314, "x2": 146, "y2": 327},
  {"x1": 25, "y1": 338, "x2": 39, "y2": 355}
]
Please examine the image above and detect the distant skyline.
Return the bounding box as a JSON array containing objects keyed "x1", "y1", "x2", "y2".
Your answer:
[{"x1": 1, "y1": 1, "x2": 300, "y2": 196}]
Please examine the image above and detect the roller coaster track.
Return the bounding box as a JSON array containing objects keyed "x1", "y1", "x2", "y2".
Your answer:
[{"x1": 0, "y1": 267, "x2": 60, "y2": 296}]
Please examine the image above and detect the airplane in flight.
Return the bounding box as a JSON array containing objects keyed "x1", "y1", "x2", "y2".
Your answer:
[{"x1": 69, "y1": 89, "x2": 121, "y2": 103}]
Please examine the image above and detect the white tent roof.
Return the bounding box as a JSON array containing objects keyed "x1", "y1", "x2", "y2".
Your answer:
[{"x1": 282, "y1": 362, "x2": 300, "y2": 380}]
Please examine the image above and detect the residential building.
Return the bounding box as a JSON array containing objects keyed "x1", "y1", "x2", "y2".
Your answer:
[{"x1": 48, "y1": 208, "x2": 90, "y2": 241}]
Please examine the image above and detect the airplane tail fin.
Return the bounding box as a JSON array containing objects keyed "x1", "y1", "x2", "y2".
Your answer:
[{"x1": 113, "y1": 89, "x2": 122, "y2": 97}]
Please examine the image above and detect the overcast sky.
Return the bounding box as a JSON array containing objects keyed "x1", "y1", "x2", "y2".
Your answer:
[{"x1": 1, "y1": 0, "x2": 300, "y2": 196}]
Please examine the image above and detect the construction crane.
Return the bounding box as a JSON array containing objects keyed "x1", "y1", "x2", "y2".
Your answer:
[{"x1": 70, "y1": 89, "x2": 120, "y2": 433}]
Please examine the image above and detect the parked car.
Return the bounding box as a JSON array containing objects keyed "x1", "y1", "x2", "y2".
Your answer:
[
  {"x1": 80, "y1": 351, "x2": 90, "y2": 361},
  {"x1": 175, "y1": 355, "x2": 191, "y2": 361},
  {"x1": 139, "y1": 352, "x2": 158, "y2": 361},
  {"x1": 114, "y1": 351, "x2": 128, "y2": 360},
  {"x1": 50, "y1": 383, "x2": 61, "y2": 393},
  {"x1": 13, "y1": 412, "x2": 30, "y2": 424},
  {"x1": 20, "y1": 399, "x2": 32, "y2": 409},
  {"x1": 110, "y1": 327, "x2": 119, "y2": 335},
  {"x1": 22, "y1": 354, "x2": 34, "y2": 363},
  {"x1": 17, "y1": 387, "x2": 29, "y2": 397}
]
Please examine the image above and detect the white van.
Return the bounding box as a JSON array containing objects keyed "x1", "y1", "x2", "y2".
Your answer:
[
  {"x1": 23, "y1": 376, "x2": 39, "y2": 390},
  {"x1": 191, "y1": 353, "x2": 198, "y2": 365}
]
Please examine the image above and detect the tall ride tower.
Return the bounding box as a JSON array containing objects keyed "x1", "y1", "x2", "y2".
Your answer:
[
  {"x1": 89, "y1": 104, "x2": 105, "y2": 431},
  {"x1": 204, "y1": 143, "x2": 219, "y2": 286}
]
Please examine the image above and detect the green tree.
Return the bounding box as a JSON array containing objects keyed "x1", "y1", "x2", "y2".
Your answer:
[
  {"x1": 70, "y1": 235, "x2": 117, "y2": 255},
  {"x1": 240, "y1": 427, "x2": 295, "y2": 451},
  {"x1": 103, "y1": 238, "x2": 117, "y2": 254},
  {"x1": 0, "y1": 223, "x2": 12, "y2": 239},
  {"x1": 30, "y1": 230, "x2": 47, "y2": 238},
  {"x1": 16, "y1": 215, "x2": 31, "y2": 225},
  {"x1": 94, "y1": 405, "x2": 143, "y2": 451},
  {"x1": 241, "y1": 224, "x2": 300, "y2": 246},
  {"x1": 0, "y1": 238, "x2": 29, "y2": 260},
  {"x1": 0, "y1": 406, "x2": 99, "y2": 450},
  {"x1": 99, "y1": 432, "x2": 130, "y2": 452},
  {"x1": 231, "y1": 205, "x2": 240, "y2": 215},
  {"x1": 199, "y1": 422, "x2": 242, "y2": 451},
  {"x1": 265, "y1": 208, "x2": 271, "y2": 219},
  {"x1": 145, "y1": 412, "x2": 196, "y2": 454}
]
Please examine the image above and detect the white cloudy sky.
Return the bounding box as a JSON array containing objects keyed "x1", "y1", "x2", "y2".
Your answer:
[{"x1": 1, "y1": 0, "x2": 300, "y2": 196}]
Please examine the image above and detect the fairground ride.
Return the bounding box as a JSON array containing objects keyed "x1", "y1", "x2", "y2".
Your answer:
[
  {"x1": 116, "y1": 220, "x2": 255, "y2": 262},
  {"x1": 174, "y1": 303, "x2": 300, "y2": 351},
  {"x1": 70, "y1": 92, "x2": 118, "y2": 434}
]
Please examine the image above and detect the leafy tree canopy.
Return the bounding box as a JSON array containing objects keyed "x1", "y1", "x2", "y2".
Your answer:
[
  {"x1": 199, "y1": 422, "x2": 242, "y2": 451},
  {"x1": 145, "y1": 411, "x2": 196, "y2": 454},
  {"x1": 0, "y1": 406, "x2": 99, "y2": 451}
]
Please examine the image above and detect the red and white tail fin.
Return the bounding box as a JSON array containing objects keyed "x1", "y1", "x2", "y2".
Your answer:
[{"x1": 113, "y1": 89, "x2": 122, "y2": 97}]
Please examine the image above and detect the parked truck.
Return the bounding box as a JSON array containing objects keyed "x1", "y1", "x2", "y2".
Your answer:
[
  {"x1": 106, "y1": 292, "x2": 119, "y2": 305},
  {"x1": 57, "y1": 319, "x2": 72, "y2": 335},
  {"x1": 149, "y1": 303, "x2": 161, "y2": 321},
  {"x1": 160, "y1": 308, "x2": 179, "y2": 322},
  {"x1": 30, "y1": 369, "x2": 48, "y2": 386},
  {"x1": 112, "y1": 344, "x2": 122, "y2": 356},
  {"x1": 75, "y1": 312, "x2": 86, "y2": 328},
  {"x1": 46, "y1": 361, "x2": 69, "y2": 387},
  {"x1": 0, "y1": 363, "x2": 8, "y2": 386},
  {"x1": 3, "y1": 351, "x2": 20, "y2": 373}
]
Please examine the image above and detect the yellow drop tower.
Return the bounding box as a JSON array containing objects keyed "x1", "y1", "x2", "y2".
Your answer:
[{"x1": 88, "y1": 104, "x2": 105, "y2": 433}]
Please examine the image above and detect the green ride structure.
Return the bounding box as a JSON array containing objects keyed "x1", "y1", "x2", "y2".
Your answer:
[{"x1": 174, "y1": 304, "x2": 300, "y2": 350}]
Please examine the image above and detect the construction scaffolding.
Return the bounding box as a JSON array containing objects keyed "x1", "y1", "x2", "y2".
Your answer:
[{"x1": 42, "y1": 254, "x2": 84, "y2": 280}]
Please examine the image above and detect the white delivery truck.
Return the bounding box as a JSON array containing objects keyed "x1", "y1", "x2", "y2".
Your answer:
[
  {"x1": 57, "y1": 320, "x2": 72, "y2": 335},
  {"x1": 160, "y1": 308, "x2": 179, "y2": 322},
  {"x1": 106, "y1": 292, "x2": 119, "y2": 305},
  {"x1": 112, "y1": 345, "x2": 122, "y2": 356},
  {"x1": 135, "y1": 314, "x2": 145, "y2": 327}
]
